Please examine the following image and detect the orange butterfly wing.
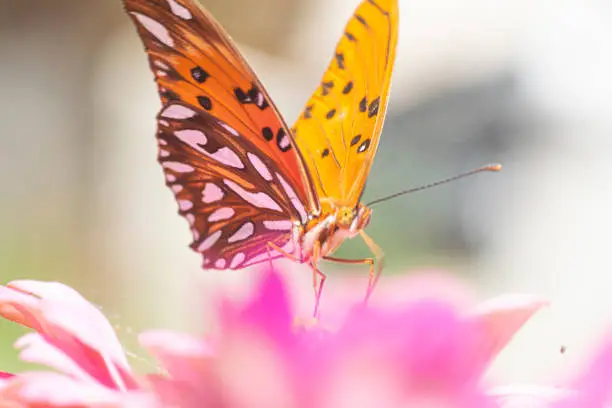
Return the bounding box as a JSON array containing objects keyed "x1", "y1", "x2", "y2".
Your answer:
[
  {"x1": 123, "y1": 0, "x2": 320, "y2": 268},
  {"x1": 292, "y1": 0, "x2": 399, "y2": 211}
]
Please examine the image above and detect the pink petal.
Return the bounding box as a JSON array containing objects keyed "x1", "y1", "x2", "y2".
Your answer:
[
  {"x1": 140, "y1": 330, "x2": 221, "y2": 405},
  {"x1": 139, "y1": 330, "x2": 214, "y2": 381},
  {"x1": 468, "y1": 294, "x2": 548, "y2": 368},
  {"x1": 16, "y1": 332, "x2": 107, "y2": 385},
  {"x1": 0, "y1": 285, "x2": 44, "y2": 332},
  {"x1": 0, "y1": 281, "x2": 139, "y2": 390},
  {"x1": 0, "y1": 372, "x2": 155, "y2": 407},
  {"x1": 0, "y1": 371, "x2": 15, "y2": 389},
  {"x1": 146, "y1": 374, "x2": 209, "y2": 407},
  {"x1": 220, "y1": 269, "x2": 294, "y2": 348},
  {"x1": 8, "y1": 280, "x2": 131, "y2": 370}
]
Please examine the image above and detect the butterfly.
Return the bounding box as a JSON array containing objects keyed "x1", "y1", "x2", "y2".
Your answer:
[{"x1": 123, "y1": 0, "x2": 398, "y2": 314}]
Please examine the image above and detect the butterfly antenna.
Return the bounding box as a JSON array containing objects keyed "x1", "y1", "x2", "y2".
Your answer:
[{"x1": 366, "y1": 163, "x2": 502, "y2": 207}]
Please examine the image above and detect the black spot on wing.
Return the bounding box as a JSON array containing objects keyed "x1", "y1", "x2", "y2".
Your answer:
[
  {"x1": 342, "y1": 81, "x2": 354, "y2": 94},
  {"x1": 350, "y1": 135, "x2": 361, "y2": 146},
  {"x1": 262, "y1": 127, "x2": 274, "y2": 141},
  {"x1": 321, "y1": 80, "x2": 334, "y2": 96},
  {"x1": 335, "y1": 53, "x2": 346, "y2": 70},
  {"x1": 359, "y1": 97, "x2": 367, "y2": 113},
  {"x1": 276, "y1": 128, "x2": 292, "y2": 152},
  {"x1": 304, "y1": 104, "x2": 313, "y2": 119},
  {"x1": 368, "y1": 97, "x2": 380, "y2": 118},
  {"x1": 326, "y1": 109, "x2": 337, "y2": 120},
  {"x1": 197, "y1": 95, "x2": 212, "y2": 110},
  {"x1": 321, "y1": 148, "x2": 330, "y2": 158},
  {"x1": 160, "y1": 87, "x2": 180, "y2": 101},
  {"x1": 354, "y1": 13, "x2": 368, "y2": 27},
  {"x1": 357, "y1": 139, "x2": 371, "y2": 153},
  {"x1": 234, "y1": 84, "x2": 269, "y2": 110},
  {"x1": 191, "y1": 66, "x2": 209, "y2": 83}
]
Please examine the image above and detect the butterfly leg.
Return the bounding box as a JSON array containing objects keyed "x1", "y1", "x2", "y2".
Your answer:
[
  {"x1": 360, "y1": 230, "x2": 385, "y2": 303},
  {"x1": 266, "y1": 241, "x2": 300, "y2": 265},
  {"x1": 310, "y1": 241, "x2": 327, "y2": 318},
  {"x1": 322, "y1": 255, "x2": 374, "y2": 303},
  {"x1": 266, "y1": 241, "x2": 326, "y2": 317},
  {"x1": 323, "y1": 231, "x2": 385, "y2": 305}
]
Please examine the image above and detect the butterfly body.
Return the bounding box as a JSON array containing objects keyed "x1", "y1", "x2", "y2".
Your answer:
[
  {"x1": 296, "y1": 203, "x2": 372, "y2": 263},
  {"x1": 124, "y1": 0, "x2": 397, "y2": 309}
]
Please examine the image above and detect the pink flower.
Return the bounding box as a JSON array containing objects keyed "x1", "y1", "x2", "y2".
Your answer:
[
  {"x1": 6, "y1": 269, "x2": 609, "y2": 408},
  {"x1": 0, "y1": 280, "x2": 155, "y2": 407},
  {"x1": 141, "y1": 269, "x2": 546, "y2": 408},
  {"x1": 0, "y1": 371, "x2": 15, "y2": 389}
]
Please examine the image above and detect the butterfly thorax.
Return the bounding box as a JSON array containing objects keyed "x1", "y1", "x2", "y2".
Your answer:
[{"x1": 296, "y1": 203, "x2": 372, "y2": 263}]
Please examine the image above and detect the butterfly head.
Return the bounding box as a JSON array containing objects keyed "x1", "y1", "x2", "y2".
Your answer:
[{"x1": 335, "y1": 204, "x2": 372, "y2": 234}]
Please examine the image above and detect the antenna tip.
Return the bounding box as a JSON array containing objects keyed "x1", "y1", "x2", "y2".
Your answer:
[{"x1": 486, "y1": 163, "x2": 502, "y2": 172}]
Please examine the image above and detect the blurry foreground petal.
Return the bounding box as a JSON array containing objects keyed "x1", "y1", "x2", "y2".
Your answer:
[
  {"x1": 0, "y1": 372, "x2": 155, "y2": 408},
  {"x1": 0, "y1": 280, "x2": 150, "y2": 406},
  {"x1": 143, "y1": 269, "x2": 546, "y2": 408}
]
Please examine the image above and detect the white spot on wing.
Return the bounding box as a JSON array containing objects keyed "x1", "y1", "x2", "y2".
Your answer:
[
  {"x1": 198, "y1": 230, "x2": 222, "y2": 252},
  {"x1": 220, "y1": 123, "x2": 239, "y2": 136},
  {"x1": 276, "y1": 173, "x2": 307, "y2": 223},
  {"x1": 211, "y1": 147, "x2": 244, "y2": 168},
  {"x1": 230, "y1": 253, "x2": 246, "y2": 269},
  {"x1": 163, "y1": 161, "x2": 194, "y2": 173},
  {"x1": 174, "y1": 129, "x2": 242, "y2": 168},
  {"x1": 178, "y1": 200, "x2": 193, "y2": 211},
  {"x1": 208, "y1": 207, "x2": 235, "y2": 222},
  {"x1": 153, "y1": 60, "x2": 170, "y2": 70},
  {"x1": 191, "y1": 228, "x2": 200, "y2": 241},
  {"x1": 224, "y1": 180, "x2": 282, "y2": 212},
  {"x1": 159, "y1": 149, "x2": 170, "y2": 158},
  {"x1": 255, "y1": 92, "x2": 265, "y2": 108},
  {"x1": 161, "y1": 105, "x2": 196, "y2": 119},
  {"x1": 202, "y1": 183, "x2": 224, "y2": 203},
  {"x1": 215, "y1": 259, "x2": 226, "y2": 268},
  {"x1": 278, "y1": 134, "x2": 291, "y2": 150},
  {"x1": 131, "y1": 13, "x2": 175, "y2": 47},
  {"x1": 171, "y1": 184, "x2": 183, "y2": 193},
  {"x1": 228, "y1": 222, "x2": 254, "y2": 243},
  {"x1": 248, "y1": 153, "x2": 272, "y2": 181},
  {"x1": 167, "y1": 0, "x2": 192, "y2": 19},
  {"x1": 263, "y1": 220, "x2": 293, "y2": 231},
  {"x1": 174, "y1": 129, "x2": 207, "y2": 152}
]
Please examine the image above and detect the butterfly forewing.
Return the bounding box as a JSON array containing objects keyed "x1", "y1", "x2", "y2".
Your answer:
[
  {"x1": 124, "y1": 0, "x2": 318, "y2": 268},
  {"x1": 292, "y1": 0, "x2": 398, "y2": 209}
]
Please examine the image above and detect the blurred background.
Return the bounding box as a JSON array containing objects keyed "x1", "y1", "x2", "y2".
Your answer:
[{"x1": 2, "y1": 0, "x2": 612, "y2": 387}]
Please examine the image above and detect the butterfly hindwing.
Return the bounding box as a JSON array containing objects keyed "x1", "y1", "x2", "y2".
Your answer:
[
  {"x1": 292, "y1": 0, "x2": 399, "y2": 210},
  {"x1": 124, "y1": 0, "x2": 317, "y2": 268}
]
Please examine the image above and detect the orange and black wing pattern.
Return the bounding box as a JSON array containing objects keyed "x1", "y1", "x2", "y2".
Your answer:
[
  {"x1": 123, "y1": 0, "x2": 319, "y2": 268},
  {"x1": 292, "y1": 0, "x2": 398, "y2": 211}
]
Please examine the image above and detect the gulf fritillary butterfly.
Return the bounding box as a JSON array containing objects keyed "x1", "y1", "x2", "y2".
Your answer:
[{"x1": 123, "y1": 0, "x2": 498, "y2": 314}]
